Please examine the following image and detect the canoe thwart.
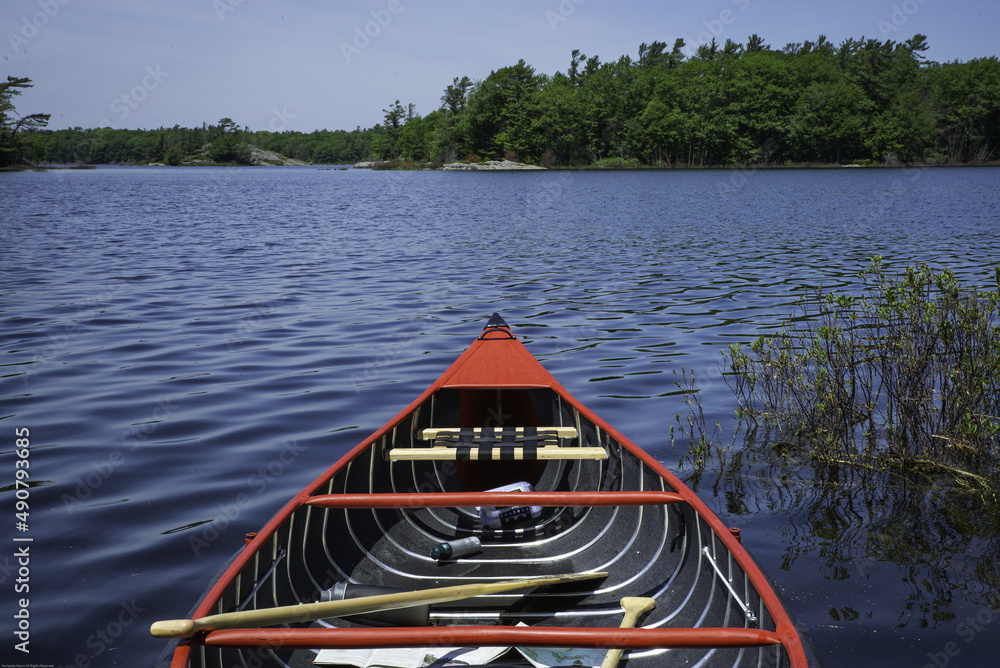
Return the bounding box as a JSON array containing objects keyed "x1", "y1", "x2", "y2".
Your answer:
[
  {"x1": 199, "y1": 625, "x2": 784, "y2": 650},
  {"x1": 400, "y1": 426, "x2": 593, "y2": 460},
  {"x1": 419, "y1": 426, "x2": 579, "y2": 441},
  {"x1": 388, "y1": 445, "x2": 607, "y2": 461},
  {"x1": 305, "y1": 490, "x2": 684, "y2": 509}
]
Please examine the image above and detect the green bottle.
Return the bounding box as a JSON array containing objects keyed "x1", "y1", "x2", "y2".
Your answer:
[{"x1": 430, "y1": 536, "x2": 481, "y2": 560}]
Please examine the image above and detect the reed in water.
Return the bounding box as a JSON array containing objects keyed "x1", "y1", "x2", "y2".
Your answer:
[{"x1": 723, "y1": 256, "x2": 1000, "y2": 486}]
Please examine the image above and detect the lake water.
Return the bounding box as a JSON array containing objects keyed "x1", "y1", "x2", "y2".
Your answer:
[{"x1": 2, "y1": 165, "x2": 999, "y2": 667}]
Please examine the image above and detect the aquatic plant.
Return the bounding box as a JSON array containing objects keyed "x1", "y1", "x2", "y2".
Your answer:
[
  {"x1": 670, "y1": 367, "x2": 729, "y2": 472},
  {"x1": 725, "y1": 257, "x2": 1000, "y2": 482}
]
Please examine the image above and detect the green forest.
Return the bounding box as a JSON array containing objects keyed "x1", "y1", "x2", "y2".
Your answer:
[
  {"x1": 37, "y1": 122, "x2": 376, "y2": 166},
  {"x1": 3, "y1": 34, "x2": 999, "y2": 168}
]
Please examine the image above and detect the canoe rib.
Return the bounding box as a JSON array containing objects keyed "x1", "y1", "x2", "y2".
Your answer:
[
  {"x1": 200, "y1": 626, "x2": 783, "y2": 650},
  {"x1": 305, "y1": 491, "x2": 684, "y2": 509}
]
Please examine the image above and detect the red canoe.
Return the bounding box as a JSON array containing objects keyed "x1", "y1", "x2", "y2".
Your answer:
[{"x1": 155, "y1": 313, "x2": 821, "y2": 668}]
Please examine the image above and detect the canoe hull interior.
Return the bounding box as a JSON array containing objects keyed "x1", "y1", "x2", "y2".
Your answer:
[{"x1": 168, "y1": 319, "x2": 819, "y2": 668}]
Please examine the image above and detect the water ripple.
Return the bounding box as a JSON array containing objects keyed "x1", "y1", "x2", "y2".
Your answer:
[{"x1": 1, "y1": 166, "x2": 998, "y2": 666}]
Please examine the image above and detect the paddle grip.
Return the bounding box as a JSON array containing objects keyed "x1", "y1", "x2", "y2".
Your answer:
[{"x1": 150, "y1": 619, "x2": 195, "y2": 638}]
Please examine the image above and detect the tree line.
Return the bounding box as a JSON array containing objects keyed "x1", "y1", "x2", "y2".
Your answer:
[
  {"x1": 2, "y1": 75, "x2": 373, "y2": 166},
  {"x1": 3, "y1": 34, "x2": 999, "y2": 167},
  {"x1": 20, "y1": 121, "x2": 376, "y2": 166},
  {"x1": 373, "y1": 34, "x2": 999, "y2": 167}
]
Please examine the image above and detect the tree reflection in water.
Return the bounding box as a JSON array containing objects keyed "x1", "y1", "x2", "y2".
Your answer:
[{"x1": 679, "y1": 437, "x2": 1000, "y2": 666}]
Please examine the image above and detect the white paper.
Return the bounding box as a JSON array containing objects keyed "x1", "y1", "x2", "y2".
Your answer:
[
  {"x1": 314, "y1": 644, "x2": 509, "y2": 667},
  {"x1": 516, "y1": 645, "x2": 605, "y2": 668},
  {"x1": 313, "y1": 623, "x2": 606, "y2": 667}
]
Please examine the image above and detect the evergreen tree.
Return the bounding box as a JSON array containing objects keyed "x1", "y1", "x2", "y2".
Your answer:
[
  {"x1": 372, "y1": 100, "x2": 407, "y2": 160},
  {"x1": 1, "y1": 77, "x2": 50, "y2": 166},
  {"x1": 207, "y1": 118, "x2": 251, "y2": 164},
  {"x1": 441, "y1": 77, "x2": 472, "y2": 115}
]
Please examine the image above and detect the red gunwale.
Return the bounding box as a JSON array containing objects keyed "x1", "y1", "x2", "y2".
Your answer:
[
  {"x1": 305, "y1": 490, "x2": 684, "y2": 508},
  {"x1": 200, "y1": 626, "x2": 782, "y2": 650},
  {"x1": 172, "y1": 323, "x2": 810, "y2": 667}
]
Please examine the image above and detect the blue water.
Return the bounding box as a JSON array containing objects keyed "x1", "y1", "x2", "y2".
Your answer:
[{"x1": 2, "y1": 165, "x2": 999, "y2": 666}]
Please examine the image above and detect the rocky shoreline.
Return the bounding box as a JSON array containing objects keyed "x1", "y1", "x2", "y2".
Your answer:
[
  {"x1": 353, "y1": 159, "x2": 545, "y2": 171},
  {"x1": 144, "y1": 144, "x2": 309, "y2": 167},
  {"x1": 248, "y1": 146, "x2": 310, "y2": 166},
  {"x1": 442, "y1": 159, "x2": 545, "y2": 171}
]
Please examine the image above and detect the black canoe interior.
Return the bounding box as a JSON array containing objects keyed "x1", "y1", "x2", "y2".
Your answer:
[{"x1": 185, "y1": 388, "x2": 790, "y2": 668}]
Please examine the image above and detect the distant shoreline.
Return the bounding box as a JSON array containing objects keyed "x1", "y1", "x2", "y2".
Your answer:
[
  {"x1": 5, "y1": 159, "x2": 998, "y2": 173},
  {"x1": 349, "y1": 159, "x2": 1000, "y2": 172}
]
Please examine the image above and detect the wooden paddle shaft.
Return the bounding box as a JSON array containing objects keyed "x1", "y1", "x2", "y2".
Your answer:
[
  {"x1": 150, "y1": 571, "x2": 607, "y2": 638},
  {"x1": 600, "y1": 597, "x2": 656, "y2": 668}
]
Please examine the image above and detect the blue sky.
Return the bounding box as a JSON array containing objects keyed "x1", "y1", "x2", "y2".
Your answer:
[{"x1": 3, "y1": 0, "x2": 998, "y2": 133}]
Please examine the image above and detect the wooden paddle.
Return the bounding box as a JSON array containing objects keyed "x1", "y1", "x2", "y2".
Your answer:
[
  {"x1": 150, "y1": 571, "x2": 607, "y2": 639},
  {"x1": 599, "y1": 597, "x2": 656, "y2": 668}
]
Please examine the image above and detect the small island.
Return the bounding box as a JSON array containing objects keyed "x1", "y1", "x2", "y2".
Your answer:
[{"x1": 149, "y1": 143, "x2": 309, "y2": 167}]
